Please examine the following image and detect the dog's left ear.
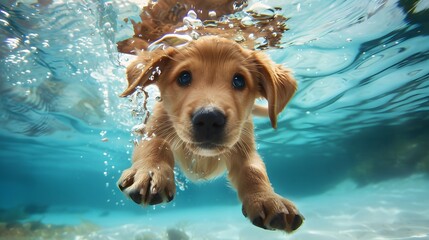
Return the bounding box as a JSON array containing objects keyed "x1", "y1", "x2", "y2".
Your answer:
[
  {"x1": 120, "y1": 47, "x2": 177, "y2": 97},
  {"x1": 252, "y1": 51, "x2": 297, "y2": 129}
]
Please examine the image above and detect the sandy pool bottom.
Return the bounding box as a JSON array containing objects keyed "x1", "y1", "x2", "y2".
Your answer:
[{"x1": 6, "y1": 175, "x2": 429, "y2": 240}]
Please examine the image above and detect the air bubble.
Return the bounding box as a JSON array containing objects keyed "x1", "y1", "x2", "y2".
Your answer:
[
  {"x1": 246, "y1": 2, "x2": 276, "y2": 20},
  {"x1": 208, "y1": 11, "x2": 217, "y2": 18},
  {"x1": 0, "y1": 19, "x2": 9, "y2": 26},
  {"x1": 5, "y1": 38, "x2": 20, "y2": 50},
  {"x1": 190, "y1": 31, "x2": 200, "y2": 39},
  {"x1": 42, "y1": 40, "x2": 50, "y2": 48},
  {"x1": 0, "y1": 10, "x2": 10, "y2": 18},
  {"x1": 203, "y1": 20, "x2": 218, "y2": 28},
  {"x1": 183, "y1": 11, "x2": 203, "y2": 29},
  {"x1": 254, "y1": 37, "x2": 268, "y2": 49},
  {"x1": 187, "y1": 10, "x2": 197, "y2": 19},
  {"x1": 240, "y1": 16, "x2": 255, "y2": 27},
  {"x1": 103, "y1": 22, "x2": 112, "y2": 29},
  {"x1": 234, "y1": 34, "x2": 245, "y2": 43}
]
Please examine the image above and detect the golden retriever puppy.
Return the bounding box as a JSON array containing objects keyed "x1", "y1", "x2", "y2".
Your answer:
[{"x1": 117, "y1": 36, "x2": 303, "y2": 232}]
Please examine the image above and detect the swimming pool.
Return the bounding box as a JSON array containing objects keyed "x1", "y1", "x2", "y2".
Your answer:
[{"x1": 1, "y1": 0, "x2": 428, "y2": 239}]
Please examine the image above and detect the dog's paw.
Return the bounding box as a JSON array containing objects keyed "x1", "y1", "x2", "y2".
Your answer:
[
  {"x1": 241, "y1": 192, "x2": 304, "y2": 232},
  {"x1": 117, "y1": 163, "x2": 175, "y2": 205}
]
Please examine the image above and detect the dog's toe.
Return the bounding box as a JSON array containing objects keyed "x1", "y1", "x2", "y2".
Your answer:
[
  {"x1": 148, "y1": 193, "x2": 163, "y2": 205},
  {"x1": 242, "y1": 205, "x2": 248, "y2": 217},
  {"x1": 166, "y1": 191, "x2": 174, "y2": 202},
  {"x1": 251, "y1": 216, "x2": 266, "y2": 229},
  {"x1": 291, "y1": 214, "x2": 304, "y2": 231},
  {"x1": 118, "y1": 182, "x2": 127, "y2": 191},
  {"x1": 118, "y1": 179, "x2": 133, "y2": 191},
  {"x1": 117, "y1": 169, "x2": 136, "y2": 191},
  {"x1": 270, "y1": 212, "x2": 286, "y2": 230},
  {"x1": 128, "y1": 189, "x2": 143, "y2": 204}
]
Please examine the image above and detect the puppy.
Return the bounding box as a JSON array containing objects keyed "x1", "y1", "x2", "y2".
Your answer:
[{"x1": 117, "y1": 36, "x2": 303, "y2": 232}]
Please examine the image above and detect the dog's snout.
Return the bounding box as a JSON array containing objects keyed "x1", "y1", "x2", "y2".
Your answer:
[
  {"x1": 192, "y1": 107, "x2": 226, "y2": 146},
  {"x1": 192, "y1": 108, "x2": 226, "y2": 129}
]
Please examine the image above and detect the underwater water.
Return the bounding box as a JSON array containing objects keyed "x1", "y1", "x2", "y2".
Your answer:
[{"x1": 1, "y1": 0, "x2": 429, "y2": 239}]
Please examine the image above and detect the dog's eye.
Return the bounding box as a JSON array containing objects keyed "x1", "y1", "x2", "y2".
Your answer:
[
  {"x1": 177, "y1": 71, "x2": 192, "y2": 87},
  {"x1": 232, "y1": 74, "x2": 246, "y2": 90}
]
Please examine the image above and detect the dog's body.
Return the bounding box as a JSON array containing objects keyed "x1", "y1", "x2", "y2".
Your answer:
[{"x1": 118, "y1": 36, "x2": 303, "y2": 232}]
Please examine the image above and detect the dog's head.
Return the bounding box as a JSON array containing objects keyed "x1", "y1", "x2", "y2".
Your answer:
[{"x1": 122, "y1": 36, "x2": 297, "y2": 156}]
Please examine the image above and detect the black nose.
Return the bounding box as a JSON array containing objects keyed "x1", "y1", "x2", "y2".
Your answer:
[{"x1": 191, "y1": 107, "x2": 226, "y2": 147}]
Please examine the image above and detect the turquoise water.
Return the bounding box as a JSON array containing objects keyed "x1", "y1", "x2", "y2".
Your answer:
[{"x1": 1, "y1": 0, "x2": 429, "y2": 239}]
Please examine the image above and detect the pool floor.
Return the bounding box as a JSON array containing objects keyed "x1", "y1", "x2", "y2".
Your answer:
[{"x1": 2, "y1": 175, "x2": 427, "y2": 240}]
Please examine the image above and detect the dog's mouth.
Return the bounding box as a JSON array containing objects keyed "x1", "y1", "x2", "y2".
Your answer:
[
  {"x1": 173, "y1": 126, "x2": 230, "y2": 156},
  {"x1": 188, "y1": 142, "x2": 229, "y2": 157},
  {"x1": 197, "y1": 142, "x2": 218, "y2": 149}
]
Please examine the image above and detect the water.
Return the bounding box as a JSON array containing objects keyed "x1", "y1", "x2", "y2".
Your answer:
[{"x1": 0, "y1": 0, "x2": 428, "y2": 239}]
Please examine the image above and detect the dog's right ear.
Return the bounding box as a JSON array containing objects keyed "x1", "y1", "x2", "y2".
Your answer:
[
  {"x1": 251, "y1": 51, "x2": 297, "y2": 129},
  {"x1": 120, "y1": 47, "x2": 177, "y2": 97}
]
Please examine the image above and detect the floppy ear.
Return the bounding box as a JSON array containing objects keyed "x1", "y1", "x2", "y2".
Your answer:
[
  {"x1": 252, "y1": 51, "x2": 297, "y2": 129},
  {"x1": 120, "y1": 47, "x2": 177, "y2": 97}
]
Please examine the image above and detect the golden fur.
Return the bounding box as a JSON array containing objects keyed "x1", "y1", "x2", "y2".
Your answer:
[{"x1": 118, "y1": 36, "x2": 303, "y2": 232}]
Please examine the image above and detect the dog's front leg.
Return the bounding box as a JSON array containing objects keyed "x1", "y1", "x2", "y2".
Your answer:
[
  {"x1": 117, "y1": 138, "x2": 176, "y2": 205},
  {"x1": 228, "y1": 153, "x2": 304, "y2": 232}
]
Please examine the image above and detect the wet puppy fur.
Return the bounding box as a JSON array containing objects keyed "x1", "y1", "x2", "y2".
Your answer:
[
  {"x1": 118, "y1": 36, "x2": 304, "y2": 233},
  {"x1": 117, "y1": 0, "x2": 288, "y2": 54}
]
